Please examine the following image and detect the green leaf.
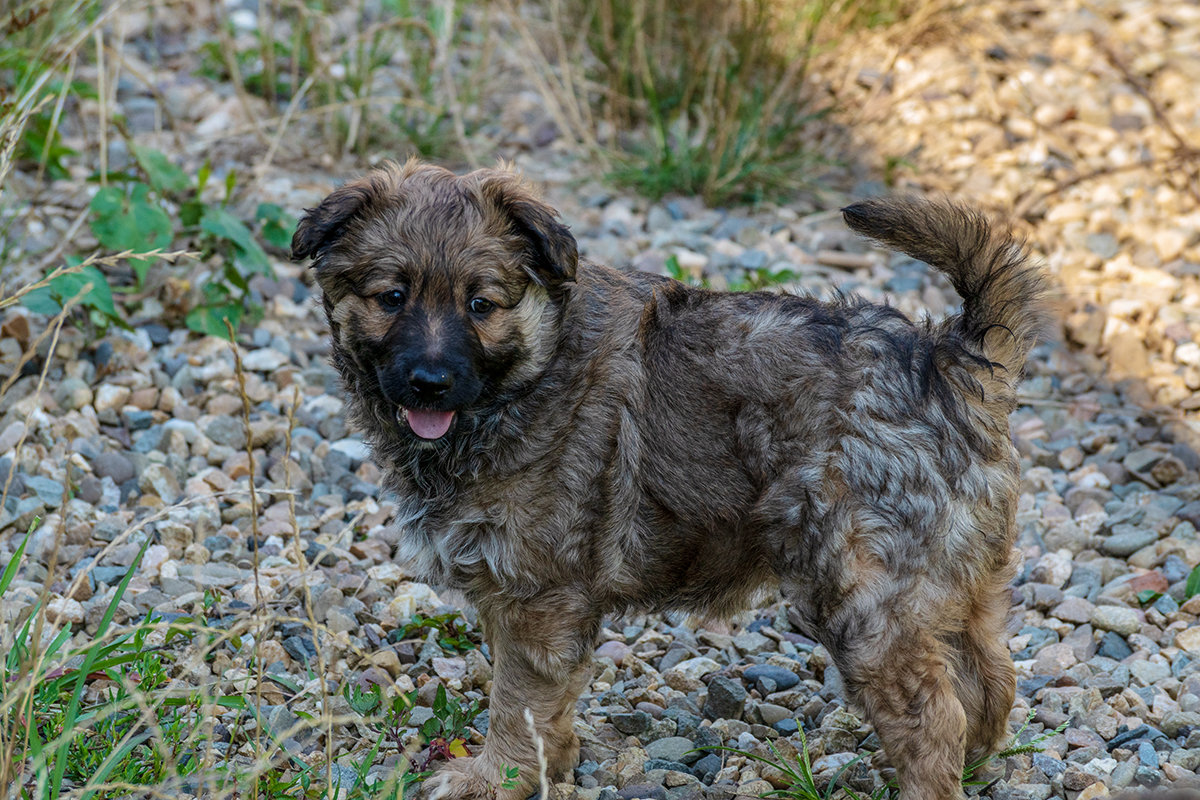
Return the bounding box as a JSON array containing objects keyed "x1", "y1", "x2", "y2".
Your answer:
[
  {"x1": 433, "y1": 683, "x2": 447, "y2": 713},
  {"x1": 179, "y1": 198, "x2": 204, "y2": 228},
  {"x1": 1136, "y1": 589, "x2": 1163, "y2": 606},
  {"x1": 54, "y1": 265, "x2": 117, "y2": 318},
  {"x1": 200, "y1": 205, "x2": 271, "y2": 273},
  {"x1": 196, "y1": 161, "x2": 212, "y2": 195},
  {"x1": 664, "y1": 253, "x2": 684, "y2": 281},
  {"x1": 420, "y1": 717, "x2": 440, "y2": 740},
  {"x1": 132, "y1": 145, "x2": 190, "y2": 194},
  {"x1": 21, "y1": 264, "x2": 118, "y2": 322},
  {"x1": 186, "y1": 303, "x2": 244, "y2": 340},
  {"x1": 256, "y1": 203, "x2": 298, "y2": 250},
  {"x1": 89, "y1": 184, "x2": 173, "y2": 276},
  {"x1": 343, "y1": 682, "x2": 382, "y2": 715},
  {"x1": 1187, "y1": 563, "x2": 1200, "y2": 599},
  {"x1": 21, "y1": 285, "x2": 61, "y2": 315}
]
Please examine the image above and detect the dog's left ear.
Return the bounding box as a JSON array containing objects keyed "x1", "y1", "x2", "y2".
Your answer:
[
  {"x1": 477, "y1": 173, "x2": 578, "y2": 291},
  {"x1": 291, "y1": 173, "x2": 392, "y2": 262}
]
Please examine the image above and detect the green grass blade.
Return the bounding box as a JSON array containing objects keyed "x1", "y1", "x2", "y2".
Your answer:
[
  {"x1": 49, "y1": 535, "x2": 150, "y2": 796},
  {"x1": 0, "y1": 530, "x2": 31, "y2": 595},
  {"x1": 78, "y1": 731, "x2": 150, "y2": 800}
]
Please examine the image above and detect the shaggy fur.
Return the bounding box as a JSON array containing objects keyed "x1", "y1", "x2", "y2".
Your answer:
[{"x1": 292, "y1": 160, "x2": 1048, "y2": 800}]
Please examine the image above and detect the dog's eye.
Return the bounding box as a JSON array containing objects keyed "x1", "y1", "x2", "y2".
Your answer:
[
  {"x1": 469, "y1": 297, "x2": 496, "y2": 315},
  {"x1": 377, "y1": 289, "x2": 407, "y2": 310}
]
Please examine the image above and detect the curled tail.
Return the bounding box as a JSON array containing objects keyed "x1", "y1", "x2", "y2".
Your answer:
[{"x1": 842, "y1": 197, "x2": 1048, "y2": 377}]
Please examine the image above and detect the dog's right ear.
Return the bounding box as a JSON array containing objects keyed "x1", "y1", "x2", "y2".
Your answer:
[{"x1": 291, "y1": 175, "x2": 387, "y2": 262}]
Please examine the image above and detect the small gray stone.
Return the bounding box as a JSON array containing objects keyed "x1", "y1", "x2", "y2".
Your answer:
[
  {"x1": 618, "y1": 784, "x2": 667, "y2": 800},
  {"x1": 24, "y1": 475, "x2": 64, "y2": 507},
  {"x1": 54, "y1": 377, "x2": 93, "y2": 411},
  {"x1": 91, "y1": 565, "x2": 131, "y2": 586},
  {"x1": 138, "y1": 464, "x2": 181, "y2": 502},
  {"x1": 690, "y1": 753, "x2": 723, "y2": 782},
  {"x1": 282, "y1": 634, "x2": 317, "y2": 663},
  {"x1": 1162, "y1": 711, "x2": 1200, "y2": 737},
  {"x1": 1138, "y1": 740, "x2": 1158, "y2": 768},
  {"x1": 205, "y1": 417, "x2": 246, "y2": 449},
  {"x1": 92, "y1": 452, "x2": 135, "y2": 484},
  {"x1": 1091, "y1": 605, "x2": 1141, "y2": 636},
  {"x1": 1097, "y1": 631, "x2": 1134, "y2": 660},
  {"x1": 1134, "y1": 765, "x2": 1161, "y2": 788},
  {"x1": 131, "y1": 426, "x2": 165, "y2": 454},
  {"x1": 325, "y1": 608, "x2": 358, "y2": 633},
  {"x1": 77, "y1": 475, "x2": 103, "y2": 505},
  {"x1": 704, "y1": 676, "x2": 747, "y2": 721},
  {"x1": 1125, "y1": 448, "x2": 1165, "y2": 474},
  {"x1": 1032, "y1": 753, "x2": 1066, "y2": 778},
  {"x1": 611, "y1": 710, "x2": 652, "y2": 735},
  {"x1": 757, "y1": 703, "x2": 791, "y2": 726},
  {"x1": 93, "y1": 517, "x2": 126, "y2": 543},
  {"x1": 1051, "y1": 596, "x2": 1094, "y2": 624},
  {"x1": 1101, "y1": 524, "x2": 1158, "y2": 557},
  {"x1": 1170, "y1": 747, "x2": 1200, "y2": 770},
  {"x1": 121, "y1": 409, "x2": 154, "y2": 431},
  {"x1": 738, "y1": 250, "x2": 768, "y2": 270},
  {"x1": 311, "y1": 585, "x2": 344, "y2": 621},
  {"x1": 409, "y1": 707, "x2": 435, "y2": 728},
  {"x1": 1130, "y1": 660, "x2": 1171, "y2": 686},
  {"x1": 645, "y1": 736, "x2": 700, "y2": 766},
  {"x1": 328, "y1": 764, "x2": 358, "y2": 791},
  {"x1": 743, "y1": 664, "x2": 800, "y2": 692},
  {"x1": 670, "y1": 657, "x2": 722, "y2": 683},
  {"x1": 773, "y1": 718, "x2": 799, "y2": 735},
  {"x1": 204, "y1": 534, "x2": 234, "y2": 551},
  {"x1": 329, "y1": 438, "x2": 370, "y2": 463},
  {"x1": 990, "y1": 787, "x2": 1034, "y2": 800},
  {"x1": 242, "y1": 348, "x2": 289, "y2": 371},
  {"x1": 731, "y1": 630, "x2": 773, "y2": 655},
  {"x1": 1086, "y1": 232, "x2": 1120, "y2": 259}
]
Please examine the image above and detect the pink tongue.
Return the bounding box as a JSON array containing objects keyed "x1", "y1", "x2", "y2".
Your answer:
[{"x1": 405, "y1": 409, "x2": 455, "y2": 439}]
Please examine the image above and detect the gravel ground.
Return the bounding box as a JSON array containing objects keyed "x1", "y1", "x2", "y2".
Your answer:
[{"x1": 4, "y1": 1, "x2": 1200, "y2": 798}]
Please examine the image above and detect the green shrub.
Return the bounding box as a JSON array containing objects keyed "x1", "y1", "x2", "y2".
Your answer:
[{"x1": 18, "y1": 146, "x2": 294, "y2": 340}]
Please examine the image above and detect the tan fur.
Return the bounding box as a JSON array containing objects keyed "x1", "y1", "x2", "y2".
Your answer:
[{"x1": 292, "y1": 162, "x2": 1048, "y2": 800}]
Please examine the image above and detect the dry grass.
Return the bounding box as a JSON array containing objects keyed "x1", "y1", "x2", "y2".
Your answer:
[
  {"x1": 504, "y1": 0, "x2": 913, "y2": 203},
  {"x1": 202, "y1": 0, "x2": 496, "y2": 167}
]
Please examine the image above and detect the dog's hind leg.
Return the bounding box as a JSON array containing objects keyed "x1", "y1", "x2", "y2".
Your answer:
[
  {"x1": 953, "y1": 578, "x2": 1017, "y2": 766},
  {"x1": 833, "y1": 619, "x2": 968, "y2": 800}
]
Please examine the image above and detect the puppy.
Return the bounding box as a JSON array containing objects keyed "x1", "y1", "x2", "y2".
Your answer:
[{"x1": 292, "y1": 160, "x2": 1047, "y2": 800}]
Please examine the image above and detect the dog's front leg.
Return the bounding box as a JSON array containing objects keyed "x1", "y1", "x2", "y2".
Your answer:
[{"x1": 425, "y1": 590, "x2": 599, "y2": 800}]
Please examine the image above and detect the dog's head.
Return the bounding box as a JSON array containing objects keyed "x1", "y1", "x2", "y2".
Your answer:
[{"x1": 292, "y1": 160, "x2": 578, "y2": 444}]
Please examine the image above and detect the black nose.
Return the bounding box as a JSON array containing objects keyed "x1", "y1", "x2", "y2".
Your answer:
[{"x1": 408, "y1": 366, "x2": 453, "y2": 401}]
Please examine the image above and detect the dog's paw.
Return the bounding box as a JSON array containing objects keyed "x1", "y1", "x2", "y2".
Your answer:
[{"x1": 423, "y1": 757, "x2": 517, "y2": 800}]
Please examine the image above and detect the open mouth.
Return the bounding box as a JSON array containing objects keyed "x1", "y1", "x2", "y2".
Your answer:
[{"x1": 399, "y1": 407, "x2": 456, "y2": 440}]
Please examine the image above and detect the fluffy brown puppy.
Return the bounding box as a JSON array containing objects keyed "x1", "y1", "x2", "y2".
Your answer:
[{"x1": 292, "y1": 160, "x2": 1047, "y2": 800}]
